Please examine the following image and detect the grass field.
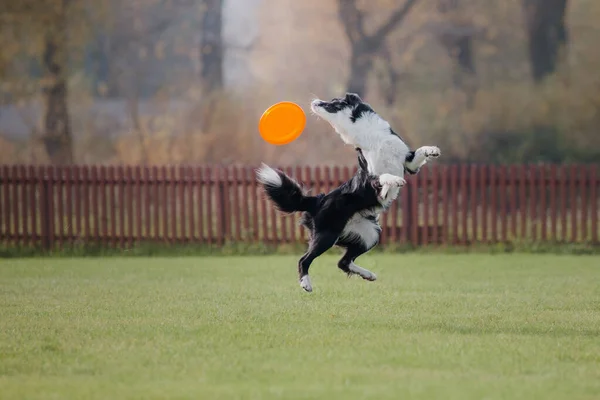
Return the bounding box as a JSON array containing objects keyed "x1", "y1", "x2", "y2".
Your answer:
[{"x1": 1, "y1": 254, "x2": 599, "y2": 400}]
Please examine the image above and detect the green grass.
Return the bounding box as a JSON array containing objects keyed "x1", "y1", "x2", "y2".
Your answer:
[{"x1": 1, "y1": 254, "x2": 599, "y2": 400}]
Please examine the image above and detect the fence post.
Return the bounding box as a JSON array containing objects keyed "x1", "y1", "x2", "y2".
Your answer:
[
  {"x1": 40, "y1": 166, "x2": 54, "y2": 251},
  {"x1": 216, "y1": 167, "x2": 227, "y2": 245},
  {"x1": 401, "y1": 181, "x2": 409, "y2": 244},
  {"x1": 591, "y1": 165, "x2": 597, "y2": 244},
  {"x1": 1, "y1": 166, "x2": 10, "y2": 243},
  {"x1": 441, "y1": 166, "x2": 449, "y2": 245},
  {"x1": 421, "y1": 168, "x2": 429, "y2": 246},
  {"x1": 410, "y1": 174, "x2": 419, "y2": 245},
  {"x1": 400, "y1": 182, "x2": 412, "y2": 244}
]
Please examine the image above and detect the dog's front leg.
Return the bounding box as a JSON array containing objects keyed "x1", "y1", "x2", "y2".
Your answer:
[
  {"x1": 378, "y1": 174, "x2": 406, "y2": 203},
  {"x1": 404, "y1": 146, "x2": 441, "y2": 174}
]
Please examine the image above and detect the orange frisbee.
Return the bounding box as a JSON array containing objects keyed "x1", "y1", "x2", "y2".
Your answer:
[{"x1": 258, "y1": 101, "x2": 306, "y2": 145}]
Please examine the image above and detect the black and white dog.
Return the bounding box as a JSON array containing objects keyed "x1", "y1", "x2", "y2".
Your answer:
[
  {"x1": 310, "y1": 93, "x2": 441, "y2": 202},
  {"x1": 256, "y1": 150, "x2": 404, "y2": 292}
]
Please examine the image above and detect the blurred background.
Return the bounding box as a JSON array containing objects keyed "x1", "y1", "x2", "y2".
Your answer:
[{"x1": 0, "y1": 0, "x2": 599, "y2": 167}]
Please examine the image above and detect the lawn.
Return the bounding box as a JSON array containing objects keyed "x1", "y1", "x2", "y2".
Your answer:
[{"x1": 1, "y1": 254, "x2": 599, "y2": 400}]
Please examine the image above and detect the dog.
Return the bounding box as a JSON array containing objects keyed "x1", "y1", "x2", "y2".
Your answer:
[
  {"x1": 310, "y1": 93, "x2": 441, "y2": 202},
  {"x1": 256, "y1": 150, "x2": 405, "y2": 292}
]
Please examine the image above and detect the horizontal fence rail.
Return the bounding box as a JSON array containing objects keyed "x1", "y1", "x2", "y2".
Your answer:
[{"x1": 0, "y1": 164, "x2": 598, "y2": 249}]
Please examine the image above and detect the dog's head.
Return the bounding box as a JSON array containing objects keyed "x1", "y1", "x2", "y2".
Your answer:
[
  {"x1": 311, "y1": 93, "x2": 374, "y2": 126},
  {"x1": 310, "y1": 93, "x2": 386, "y2": 146}
]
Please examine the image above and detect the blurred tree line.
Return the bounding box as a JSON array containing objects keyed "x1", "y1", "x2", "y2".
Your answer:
[{"x1": 0, "y1": 0, "x2": 598, "y2": 166}]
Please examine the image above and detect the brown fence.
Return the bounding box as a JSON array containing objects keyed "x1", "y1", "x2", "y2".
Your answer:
[{"x1": 0, "y1": 164, "x2": 598, "y2": 249}]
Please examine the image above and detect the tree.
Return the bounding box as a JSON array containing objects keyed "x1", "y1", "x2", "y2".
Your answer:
[
  {"x1": 191, "y1": 0, "x2": 224, "y2": 137},
  {"x1": 428, "y1": 0, "x2": 483, "y2": 107},
  {"x1": 200, "y1": 0, "x2": 224, "y2": 92},
  {"x1": 522, "y1": 0, "x2": 569, "y2": 82},
  {"x1": 435, "y1": 0, "x2": 477, "y2": 84},
  {"x1": 103, "y1": 0, "x2": 194, "y2": 163},
  {"x1": 337, "y1": 0, "x2": 419, "y2": 97},
  {"x1": 41, "y1": 0, "x2": 73, "y2": 164},
  {"x1": 0, "y1": 0, "x2": 109, "y2": 164}
]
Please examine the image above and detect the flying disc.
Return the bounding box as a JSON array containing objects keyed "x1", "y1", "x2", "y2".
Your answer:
[{"x1": 258, "y1": 101, "x2": 306, "y2": 145}]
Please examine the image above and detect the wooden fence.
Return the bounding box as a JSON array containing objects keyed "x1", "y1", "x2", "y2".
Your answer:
[{"x1": 0, "y1": 164, "x2": 598, "y2": 249}]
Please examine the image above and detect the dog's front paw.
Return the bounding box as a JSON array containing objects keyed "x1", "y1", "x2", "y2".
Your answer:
[
  {"x1": 423, "y1": 146, "x2": 441, "y2": 158},
  {"x1": 378, "y1": 174, "x2": 405, "y2": 201},
  {"x1": 379, "y1": 174, "x2": 406, "y2": 188}
]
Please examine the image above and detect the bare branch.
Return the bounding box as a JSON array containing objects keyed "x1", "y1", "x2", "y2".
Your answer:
[
  {"x1": 371, "y1": 0, "x2": 419, "y2": 45},
  {"x1": 337, "y1": 0, "x2": 367, "y2": 44}
]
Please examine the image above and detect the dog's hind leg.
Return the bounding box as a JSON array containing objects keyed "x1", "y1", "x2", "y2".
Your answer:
[
  {"x1": 338, "y1": 217, "x2": 381, "y2": 281},
  {"x1": 298, "y1": 232, "x2": 339, "y2": 292},
  {"x1": 338, "y1": 243, "x2": 377, "y2": 282},
  {"x1": 404, "y1": 146, "x2": 441, "y2": 174}
]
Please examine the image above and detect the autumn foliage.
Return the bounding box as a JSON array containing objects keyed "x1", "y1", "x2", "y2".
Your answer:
[{"x1": 0, "y1": 0, "x2": 598, "y2": 165}]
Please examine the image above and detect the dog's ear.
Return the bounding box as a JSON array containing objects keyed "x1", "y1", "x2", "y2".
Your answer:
[
  {"x1": 345, "y1": 93, "x2": 362, "y2": 104},
  {"x1": 356, "y1": 147, "x2": 369, "y2": 172}
]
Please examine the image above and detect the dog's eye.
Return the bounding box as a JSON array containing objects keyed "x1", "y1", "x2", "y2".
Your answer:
[{"x1": 344, "y1": 93, "x2": 361, "y2": 104}]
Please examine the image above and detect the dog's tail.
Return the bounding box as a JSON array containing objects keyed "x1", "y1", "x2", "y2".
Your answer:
[{"x1": 256, "y1": 163, "x2": 320, "y2": 215}]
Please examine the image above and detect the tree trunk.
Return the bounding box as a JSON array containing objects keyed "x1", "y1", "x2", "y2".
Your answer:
[
  {"x1": 42, "y1": 1, "x2": 73, "y2": 165},
  {"x1": 440, "y1": 33, "x2": 476, "y2": 89},
  {"x1": 523, "y1": 0, "x2": 569, "y2": 82},
  {"x1": 200, "y1": 0, "x2": 223, "y2": 92},
  {"x1": 126, "y1": 75, "x2": 148, "y2": 165},
  {"x1": 375, "y1": 45, "x2": 403, "y2": 105},
  {"x1": 347, "y1": 50, "x2": 374, "y2": 96},
  {"x1": 455, "y1": 36, "x2": 475, "y2": 75},
  {"x1": 436, "y1": 0, "x2": 477, "y2": 87},
  {"x1": 338, "y1": 0, "x2": 418, "y2": 97}
]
